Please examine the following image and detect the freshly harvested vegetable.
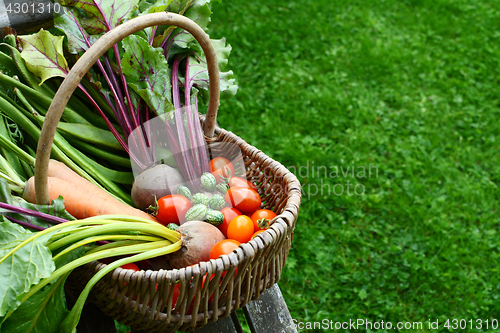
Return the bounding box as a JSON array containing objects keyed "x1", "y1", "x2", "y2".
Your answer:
[
  {"x1": 250, "y1": 209, "x2": 277, "y2": 232},
  {"x1": 227, "y1": 215, "x2": 254, "y2": 243},
  {"x1": 22, "y1": 176, "x2": 156, "y2": 221},
  {"x1": 209, "y1": 239, "x2": 240, "y2": 277},
  {"x1": 251, "y1": 230, "x2": 266, "y2": 240},
  {"x1": 185, "y1": 204, "x2": 208, "y2": 222},
  {"x1": 209, "y1": 157, "x2": 235, "y2": 183},
  {"x1": 201, "y1": 172, "x2": 217, "y2": 192},
  {"x1": 168, "y1": 221, "x2": 225, "y2": 269},
  {"x1": 131, "y1": 164, "x2": 185, "y2": 210},
  {"x1": 218, "y1": 207, "x2": 242, "y2": 238},
  {"x1": 228, "y1": 176, "x2": 258, "y2": 191},
  {"x1": 0, "y1": 214, "x2": 181, "y2": 333},
  {"x1": 176, "y1": 185, "x2": 192, "y2": 200},
  {"x1": 167, "y1": 223, "x2": 179, "y2": 231},
  {"x1": 208, "y1": 194, "x2": 226, "y2": 210},
  {"x1": 216, "y1": 183, "x2": 229, "y2": 194},
  {"x1": 47, "y1": 159, "x2": 123, "y2": 203},
  {"x1": 209, "y1": 239, "x2": 241, "y2": 260},
  {"x1": 192, "y1": 192, "x2": 210, "y2": 206},
  {"x1": 120, "y1": 263, "x2": 140, "y2": 272},
  {"x1": 224, "y1": 187, "x2": 262, "y2": 215},
  {"x1": 153, "y1": 195, "x2": 192, "y2": 226},
  {"x1": 0, "y1": 0, "x2": 239, "y2": 210},
  {"x1": 205, "y1": 209, "x2": 224, "y2": 227}
]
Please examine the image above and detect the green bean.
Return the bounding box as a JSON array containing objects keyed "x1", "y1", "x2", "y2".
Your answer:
[
  {"x1": 56, "y1": 122, "x2": 124, "y2": 151},
  {"x1": 65, "y1": 136, "x2": 131, "y2": 167}
]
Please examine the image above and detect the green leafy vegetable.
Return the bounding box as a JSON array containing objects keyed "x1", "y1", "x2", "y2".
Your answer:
[
  {"x1": 121, "y1": 35, "x2": 174, "y2": 114},
  {"x1": 0, "y1": 248, "x2": 83, "y2": 333},
  {"x1": 0, "y1": 178, "x2": 75, "y2": 229},
  {"x1": 0, "y1": 277, "x2": 69, "y2": 333},
  {"x1": 17, "y1": 30, "x2": 69, "y2": 85},
  {"x1": 0, "y1": 219, "x2": 54, "y2": 317},
  {"x1": 186, "y1": 38, "x2": 237, "y2": 99},
  {"x1": 54, "y1": 7, "x2": 93, "y2": 54},
  {"x1": 60, "y1": 0, "x2": 139, "y2": 34}
]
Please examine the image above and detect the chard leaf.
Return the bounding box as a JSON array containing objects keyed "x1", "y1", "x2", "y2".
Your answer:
[
  {"x1": 1, "y1": 248, "x2": 84, "y2": 333},
  {"x1": 54, "y1": 6, "x2": 94, "y2": 54},
  {"x1": 60, "y1": 0, "x2": 139, "y2": 34},
  {"x1": 0, "y1": 219, "x2": 55, "y2": 317},
  {"x1": 10, "y1": 196, "x2": 76, "y2": 228},
  {"x1": 186, "y1": 38, "x2": 238, "y2": 98},
  {"x1": 139, "y1": 0, "x2": 173, "y2": 14},
  {"x1": 121, "y1": 35, "x2": 174, "y2": 114},
  {"x1": 0, "y1": 179, "x2": 75, "y2": 229},
  {"x1": 0, "y1": 278, "x2": 67, "y2": 333},
  {"x1": 138, "y1": 0, "x2": 156, "y2": 12},
  {"x1": 137, "y1": 0, "x2": 174, "y2": 41},
  {"x1": 155, "y1": 0, "x2": 212, "y2": 49},
  {"x1": 17, "y1": 29, "x2": 69, "y2": 85}
]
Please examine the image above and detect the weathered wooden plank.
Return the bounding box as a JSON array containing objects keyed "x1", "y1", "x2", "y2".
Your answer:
[
  {"x1": 244, "y1": 284, "x2": 297, "y2": 333},
  {"x1": 193, "y1": 313, "x2": 240, "y2": 333}
]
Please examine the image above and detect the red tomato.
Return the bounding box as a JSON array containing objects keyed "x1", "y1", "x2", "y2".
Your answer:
[
  {"x1": 251, "y1": 230, "x2": 266, "y2": 240},
  {"x1": 170, "y1": 282, "x2": 181, "y2": 310},
  {"x1": 224, "y1": 187, "x2": 261, "y2": 215},
  {"x1": 120, "y1": 263, "x2": 140, "y2": 286},
  {"x1": 218, "y1": 207, "x2": 242, "y2": 237},
  {"x1": 250, "y1": 209, "x2": 277, "y2": 232},
  {"x1": 120, "y1": 263, "x2": 140, "y2": 271},
  {"x1": 186, "y1": 274, "x2": 215, "y2": 314},
  {"x1": 228, "y1": 177, "x2": 258, "y2": 191},
  {"x1": 209, "y1": 157, "x2": 235, "y2": 182},
  {"x1": 209, "y1": 239, "x2": 241, "y2": 278},
  {"x1": 156, "y1": 195, "x2": 192, "y2": 225},
  {"x1": 227, "y1": 215, "x2": 254, "y2": 243},
  {"x1": 210, "y1": 239, "x2": 241, "y2": 260}
]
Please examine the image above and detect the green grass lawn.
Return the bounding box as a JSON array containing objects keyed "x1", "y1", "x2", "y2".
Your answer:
[{"x1": 208, "y1": 0, "x2": 500, "y2": 331}]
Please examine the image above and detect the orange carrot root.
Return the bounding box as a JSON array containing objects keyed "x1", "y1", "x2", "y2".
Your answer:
[{"x1": 23, "y1": 176, "x2": 157, "y2": 221}]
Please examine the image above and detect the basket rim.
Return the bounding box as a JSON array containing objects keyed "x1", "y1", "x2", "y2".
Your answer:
[
  {"x1": 67, "y1": 121, "x2": 302, "y2": 332},
  {"x1": 93, "y1": 122, "x2": 301, "y2": 280}
]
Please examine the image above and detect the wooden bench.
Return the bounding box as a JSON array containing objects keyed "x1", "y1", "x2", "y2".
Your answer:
[{"x1": 73, "y1": 284, "x2": 297, "y2": 333}]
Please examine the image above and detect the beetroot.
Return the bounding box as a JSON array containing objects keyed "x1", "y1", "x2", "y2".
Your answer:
[
  {"x1": 169, "y1": 221, "x2": 226, "y2": 269},
  {"x1": 131, "y1": 164, "x2": 184, "y2": 210}
]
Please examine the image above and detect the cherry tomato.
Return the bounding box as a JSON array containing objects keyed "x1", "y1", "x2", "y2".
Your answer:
[
  {"x1": 209, "y1": 157, "x2": 235, "y2": 182},
  {"x1": 210, "y1": 239, "x2": 241, "y2": 260},
  {"x1": 120, "y1": 263, "x2": 140, "y2": 286},
  {"x1": 209, "y1": 239, "x2": 241, "y2": 278},
  {"x1": 186, "y1": 274, "x2": 215, "y2": 314},
  {"x1": 170, "y1": 282, "x2": 180, "y2": 310},
  {"x1": 218, "y1": 207, "x2": 242, "y2": 237},
  {"x1": 228, "y1": 177, "x2": 258, "y2": 191},
  {"x1": 251, "y1": 230, "x2": 266, "y2": 240},
  {"x1": 227, "y1": 215, "x2": 254, "y2": 243},
  {"x1": 250, "y1": 209, "x2": 277, "y2": 232},
  {"x1": 120, "y1": 263, "x2": 140, "y2": 271},
  {"x1": 156, "y1": 195, "x2": 192, "y2": 225},
  {"x1": 224, "y1": 187, "x2": 261, "y2": 215}
]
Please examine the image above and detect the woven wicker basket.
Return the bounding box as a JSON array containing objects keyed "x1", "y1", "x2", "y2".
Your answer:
[{"x1": 34, "y1": 12, "x2": 301, "y2": 333}]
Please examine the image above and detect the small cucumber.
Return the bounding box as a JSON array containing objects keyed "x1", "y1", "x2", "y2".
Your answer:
[
  {"x1": 192, "y1": 192, "x2": 209, "y2": 206},
  {"x1": 185, "y1": 204, "x2": 208, "y2": 222},
  {"x1": 205, "y1": 209, "x2": 224, "y2": 226},
  {"x1": 166, "y1": 223, "x2": 179, "y2": 231},
  {"x1": 209, "y1": 194, "x2": 226, "y2": 210},
  {"x1": 201, "y1": 172, "x2": 217, "y2": 192},
  {"x1": 216, "y1": 183, "x2": 228, "y2": 194},
  {"x1": 176, "y1": 185, "x2": 192, "y2": 200}
]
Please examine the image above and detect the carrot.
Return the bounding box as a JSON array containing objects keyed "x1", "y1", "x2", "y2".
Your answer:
[
  {"x1": 47, "y1": 159, "x2": 121, "y2": 203},
  {"x1": 23, "y1": 176, "x2": 157, "y2": 221}
]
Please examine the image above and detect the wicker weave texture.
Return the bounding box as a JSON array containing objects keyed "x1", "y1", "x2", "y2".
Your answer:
[{"x1": 66, "y1": 123, "x2": 301, "y2": 333}]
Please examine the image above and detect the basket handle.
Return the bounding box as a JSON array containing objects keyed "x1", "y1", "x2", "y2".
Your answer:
[{"x1": 34, "y1": 12, "x2": 220, "y2": 205}]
